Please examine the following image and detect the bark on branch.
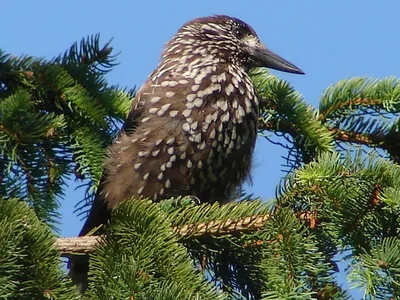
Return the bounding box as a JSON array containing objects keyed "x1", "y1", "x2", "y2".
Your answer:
[{"x1": 54, "y1": 214, "x2": 270, "y2": 256}]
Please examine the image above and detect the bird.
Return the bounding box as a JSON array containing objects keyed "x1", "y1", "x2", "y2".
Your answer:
[{"x1": 69, "y1": 15, "x2": 304, "y2": 292}]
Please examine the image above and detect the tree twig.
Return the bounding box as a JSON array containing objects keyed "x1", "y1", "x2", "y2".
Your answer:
[
  {"x1": 54, "y1": 214, "x2": 270, "y2": 256},
  {"x1": 259, "y1": 117, "x2": 398, "y2": 151}
]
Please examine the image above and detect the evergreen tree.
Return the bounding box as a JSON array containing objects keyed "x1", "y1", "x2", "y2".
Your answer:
[{"x1": 1, "y1": 36, "x2": 399, "y2": 299}]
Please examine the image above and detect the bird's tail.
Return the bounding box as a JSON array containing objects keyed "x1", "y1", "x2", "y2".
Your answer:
[
  {"x1": 68, "y1": 179, "x2": 111, "y2": 294},
  {"x1": 68, "y1": 255, "x2": 90, "y2": 294}
]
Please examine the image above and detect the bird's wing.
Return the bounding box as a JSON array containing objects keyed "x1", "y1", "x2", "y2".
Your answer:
[
  {"x1": 69, "y1": 82, "x2": 153, "y2": 291},
  {"x1": 78, "y1": 81, "x2": 151, "y2": 236}
]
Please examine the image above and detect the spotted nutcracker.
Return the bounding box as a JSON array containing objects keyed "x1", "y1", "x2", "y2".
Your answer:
[{"x1": 69, "y1": 15, "x2": 304, "y2": 291}]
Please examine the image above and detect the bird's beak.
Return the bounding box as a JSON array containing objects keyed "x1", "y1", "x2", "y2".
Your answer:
[{"x1": 250, "y1": 43, "x2": 304, "y2": 75}]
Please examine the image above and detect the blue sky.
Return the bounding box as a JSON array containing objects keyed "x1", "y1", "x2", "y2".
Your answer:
[{"x1": 2, "y1": 0, "x2": 400, "y2": 297}]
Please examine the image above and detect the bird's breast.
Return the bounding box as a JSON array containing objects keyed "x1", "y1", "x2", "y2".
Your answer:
[
  {"x1": 171, "y1": 65, "x2": 259, "y2": 201},
  {"x1": 103, "y1": 64, "x2": 260, "y2": 205}
]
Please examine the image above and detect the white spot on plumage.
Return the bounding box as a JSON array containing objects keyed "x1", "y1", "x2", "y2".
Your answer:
[
  {"x1": 246, "y1": 89, "x2": 253, "y2": 101},
  {"x1": 152, "y1": 149, "x2": 160, "y2": 157},
  {"x1": 231, "y1": 127, "x2": 237, "y2": 140},
  {"x1": 149, "y1": 107, "x2": 158, "y2": 114},
  {"x1": 232, "y1": 99, "x2": 238, "y2": 109},
  {"x1": 158, "y1": 172, "x2": 164, "y2": 180},
  {"x1": 150, "y1": 96, "x2": 161, "y2": 103},
  {"x1": 134, "y1": 162, "x2": 142, "y2": 170},
  {"x1": 221, "y1": 112, "x2": 230, "y2": 123},
  {"x1": 225, "y1": 83, "x2": 234, "y2": 95},
  {"x1": 155, "y1": 139, "x2": 163, "y2": 146},
  {"x1": 186, "y1": 102, "x2": 194, "y2": 109},
  {"x1": 213, "y1": 58, "x2": 220, "y2": 64},
  {"x1": 234, "y1": 72, "x2": 242, "y2": 83},
  {"x1": 138, "y1": 151, "x2": 149, "y2": 158},
  {"x1": 237, "y1": 105, "x2": 245, "y2": 118},
  {"x1": 191, "y1": 84, "x2": 200, "y2": 92},
  {"x1": 197, "y1": 141, "x2": 206, "y2": 150},
  {"x1": 216, "y1": 99, "x2": 228, "y2": 111},
  {"x1": 166, "y1": 137, "x2": 175, "y2": 145},
  {"x1": 137, "y1": 186, "x2": 144, "y2": 194},
  {"x1": 187, "y1": 160, "x2": 193, "y2": 168},
  {"x1": 193, "y1": 98, "x2": 203, "y2": 107},
  {"x1": 161, "y1": 103, "x2": 172, "y2": 111},
  {"x1": 157, "y1": 109, "x2": 165, "y2": 117},
  {"x1": 197, "y1": 160, "x2": 203, "y2": 169},
  {"x1": 204, "y1": 111, "x2": 218, "y2": 125},
  {"x1": 167, "y1": 147, "x2": 174, "y2": 155},
  {"x1": 191, "y1": 121, "x2": 198, "y2": 130},
  {"x1": 213, "y1": 83, "x2": 222, "y2": 92},
  {"x1": 165, "y1": 179, "x2": 171, "y2": 188},
  {"x1": 182, "y1": 109, "x2": 191, "y2": 117},
  {"x1": 186, "y1": 94, "x2": 196, "y2": 102},
  {"x1": 244, "y1": 98, "x2": 252, "y2": 113},
  {"x1": 217, "y1": 73, "x2": 226, "y2": 82},
  {"x1": 224, "y1": 134, "x2": 231, "y2": 145},
  {"x1": 165, "y1": 91, "x2": 175, "y2": 98},
  {"x1": 193, "y1": 133, "x2": 202, "y2": 143},
  {"x1": 194, "y1": 72, "x2": 207, "y2": 84},
  {"x1": 209, "y1": 128, "x2": 216, "y2": 139},
  {"x1": 169, "y1": 110, "x2": 179, "y2": 117},
  {"x1": 231, "y1": 76, "x2": 239, "y2": 88},
  {"x1": 160, "y1": 164, "x2": 166, "y2": 171},
  {"x1": 254, "y1": 95, "x2": 259, "y2": 106},
  {"x1": 141, "y1": 117, "x2": 150, "y2": 123},
  {"x1": 182, "y1": 123, "x2": 190, "y2": 132},
  {"x1": 197, "y1": 89, "x2": 205, "y2": 98},
  {"x1": 143, "y1": 173, "x2": 149, "y2": 180}
]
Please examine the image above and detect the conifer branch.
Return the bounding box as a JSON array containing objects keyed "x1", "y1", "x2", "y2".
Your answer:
[
  {"x1": 319, "y1": 97, "x2": 384, "y2": 121},
  {"x1": 331, "y1": 129, "x2": 386, "y2": 145},
  {"x1": 260, "y1": 117, "x2": 400, "y2": 152},
  {"x1": 54, "y1": 214, "x2": 270, "y2": 256}
]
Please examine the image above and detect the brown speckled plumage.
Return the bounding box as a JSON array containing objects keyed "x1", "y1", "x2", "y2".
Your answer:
[{"x1": 70, "y1": 15, "x2": 303, "y2": 292}]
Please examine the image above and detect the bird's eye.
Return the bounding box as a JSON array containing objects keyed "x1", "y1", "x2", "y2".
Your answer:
[{"x1": 232, "y1": 27, "x2": 246, "y2": 39}]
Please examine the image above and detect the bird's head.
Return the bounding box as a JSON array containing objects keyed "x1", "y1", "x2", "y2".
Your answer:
[{"x1": 164, "y1": 15, "x2": 304, "y2": 74}]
